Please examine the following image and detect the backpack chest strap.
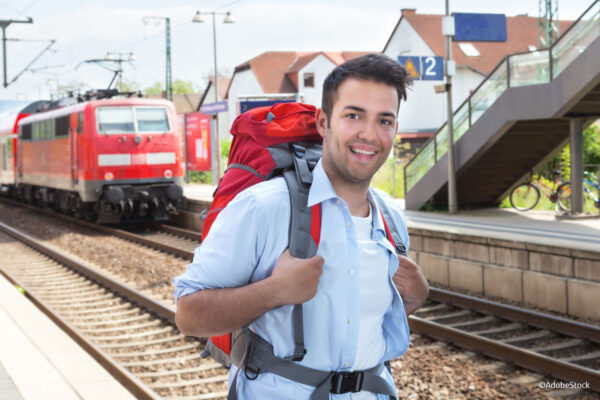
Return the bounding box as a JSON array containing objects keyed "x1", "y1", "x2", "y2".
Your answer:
[{"x1": 227, "y1": 330, "x2": 396, "y2": 400}]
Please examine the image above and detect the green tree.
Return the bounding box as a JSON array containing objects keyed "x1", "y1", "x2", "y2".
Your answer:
[
  {"x1": 143, "y1": 81, "x2": 164, "y2": 96},
  {"x1": 556, "y1": 123, "x2": 600, "y2": 179},
  {"x1": 143, "y1": 79, "x2": 200, "y2": 96}
]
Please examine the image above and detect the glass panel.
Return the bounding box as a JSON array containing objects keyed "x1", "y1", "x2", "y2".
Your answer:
[
  {"x1": 436, "y1": 124, "x2": 448, "y2": 160},
  {"x1": 552, "y1": 2, "x2": 600, "y2": 79},
  {"x1": 452, "y1": 102, "x2": 470, "y2": 142},
  {"x1": 97, "y1": 107, "x2": 135, "y2": 134},
  {"x1": 406, "y1": 140, "x2": 435, "y2": 191},
  {"x1": 470, "y1": 63, "x2": 508, "y2": 126},
  {"x1": 509, "y1": 50, "x2": 550, "y2": 87},
  {"x1": 136, "y1": 107, "x2": 170, "y2": 132}
]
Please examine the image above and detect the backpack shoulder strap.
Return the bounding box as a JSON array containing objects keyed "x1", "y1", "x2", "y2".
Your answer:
[
  {"x1": 281, "y1": 145, "x2": 321, "y2": 362},
  {"x1": 372, "y1": 191, "x2": 408, "y2": 257}
]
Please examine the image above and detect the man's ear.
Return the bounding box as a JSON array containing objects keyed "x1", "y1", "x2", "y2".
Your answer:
[{"x1": 315, "y1": 108, "x2": 327, "y2": 139}]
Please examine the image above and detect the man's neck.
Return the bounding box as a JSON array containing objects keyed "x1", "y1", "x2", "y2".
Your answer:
[{"x1": 322, "y1": 170, "x2": 370, "y2": 217}]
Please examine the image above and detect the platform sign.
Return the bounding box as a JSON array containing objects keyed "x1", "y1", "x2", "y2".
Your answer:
[
  {"x1": 453, "y1": 13, "x2": 507, "y2": 42},
  {"x1": 397, "y1": 56, "x2": 421, "y2": 80},
  {"x1": 397, "y1": 56, "x2": 444, "y2": 81},
  {"x1": 200, "y1": 101, "x2": 228, "y2": 115},
  {"x1": 421, "y1": 56, "x2": 444, "y2": 81},
  {"x1": 238, "y1": 99, "x2": 294, "y2": 114},
  {"x1": 184, "y1": 111, "x2": 211, "y2": 172}
]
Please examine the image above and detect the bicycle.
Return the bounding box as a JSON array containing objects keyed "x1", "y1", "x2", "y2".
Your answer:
[
  {"x1": 556, "y1": 171, "x2": 600, "y2": 213},
  {"x1": 509, "y1": 171, "x2": 570, "y2": 212}
]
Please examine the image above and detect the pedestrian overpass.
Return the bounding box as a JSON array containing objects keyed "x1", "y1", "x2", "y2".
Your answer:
[{"x1": 404, "y1": 1, "x2": 600, "y2": 211}]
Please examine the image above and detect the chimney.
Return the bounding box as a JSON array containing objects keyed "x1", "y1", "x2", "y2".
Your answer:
[{"x1": 401, "y1": 9, "x2": 416, "y2": 17}]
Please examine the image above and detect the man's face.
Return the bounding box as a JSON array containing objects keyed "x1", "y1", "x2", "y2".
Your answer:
[{"x1": 317, "y1": 78, "x2": 399, "y2": 188}]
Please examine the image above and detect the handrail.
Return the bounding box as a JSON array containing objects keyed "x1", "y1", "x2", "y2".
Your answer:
[{"x1": 403, "y1": 0, "x2": 600, "y2": 193}]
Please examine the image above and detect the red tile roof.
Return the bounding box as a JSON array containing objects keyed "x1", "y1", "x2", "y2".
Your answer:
[
  {"x1": 230, "y1": 51, "x2": 371, "y2": 95},
  {"x1": 386, "y1": 13, "x2": 573, "y2": 75}
]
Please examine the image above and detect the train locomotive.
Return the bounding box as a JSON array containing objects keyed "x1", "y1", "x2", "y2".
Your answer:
[{"x1": 0, "y1": 97, "x2": 184, "y2": 223}]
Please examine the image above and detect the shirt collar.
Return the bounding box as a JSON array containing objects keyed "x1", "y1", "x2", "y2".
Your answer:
[
  {"x1": 308, "y1": 160, "x2": 389, "y2": 238},
  {"x1": 367, "y1": 188, "x2": 388, "y2": 237},
  {"x1": 307, "y1": 159, "x2": 338, "y2": 207}
]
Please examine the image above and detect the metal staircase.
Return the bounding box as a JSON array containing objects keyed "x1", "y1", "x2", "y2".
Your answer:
[{"x1": 404, "y1": 1, "x2": 600, "y2": 210}]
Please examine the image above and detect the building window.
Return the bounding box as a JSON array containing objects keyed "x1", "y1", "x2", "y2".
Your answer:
[
  {"x1": 458, "y1": 43, "x2": 480, "y2": 57},
  {"x1": 303, "y1": 73, "x2": 314, "y2": 88}
]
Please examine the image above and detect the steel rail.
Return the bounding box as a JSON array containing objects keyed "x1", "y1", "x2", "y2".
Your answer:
[
  {"x1": 408, "y1": 316, "x2": 600, "y2": 391},
  {"x1": 429, "y1": 287, "x2": 600, "y2": 343},
  {"x1": 0, "y1": 197, "x2": 196, "y2": 260},
  {"x1": 0, "y1": 226, "x2": 162, "y2": 400},
  {"x1": 0, "y1": 221, "x2": 176, "y2": 324}
]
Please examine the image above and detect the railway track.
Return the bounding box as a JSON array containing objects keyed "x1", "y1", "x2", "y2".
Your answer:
[
  {"x1": 411, "y1": 289, "x2": 600, "y2": 391},
  {"x1": 1, "y1": 197, "x2": 599, "y2": 396},
  {"x1": 0, "y1": 222, "x2": 227, "y2": 400},
  {"x1": 0, "y1": 196, "x2": 200, "y2": 260}
]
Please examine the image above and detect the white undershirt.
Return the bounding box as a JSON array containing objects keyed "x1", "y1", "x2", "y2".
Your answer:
[{"x1": 350, "y1": 204, "x2": 394, "y2": 400}]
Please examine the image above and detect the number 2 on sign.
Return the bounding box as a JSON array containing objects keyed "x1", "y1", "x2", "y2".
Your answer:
[{"x1": 423, "y1": 57, "x2": 436, "y2": 76}]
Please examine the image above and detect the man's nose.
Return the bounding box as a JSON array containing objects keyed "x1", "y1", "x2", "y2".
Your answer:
[{"x1": 358, "y1": 118, "x2": 378, "y2": 141}]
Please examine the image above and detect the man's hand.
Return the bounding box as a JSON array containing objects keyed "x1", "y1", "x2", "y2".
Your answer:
[
  {"x1": 392, "y1": 255, "x2": 429, "y2": 315},
  {"x1": 270, "y1": 249, "x2": 324, "y2": 306}
]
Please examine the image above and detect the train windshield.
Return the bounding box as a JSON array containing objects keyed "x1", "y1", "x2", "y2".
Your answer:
[{"x1": 97, "y1": 106, "x2": 170, "y2": 134}]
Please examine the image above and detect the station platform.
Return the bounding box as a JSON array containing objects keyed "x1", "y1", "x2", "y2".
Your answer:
[
  {"x1": 0, "y1": 273, "x2": 135, "y2": 400},
  {"x1": 183, "y1": 183, "x2": 600, "y2": 252}
]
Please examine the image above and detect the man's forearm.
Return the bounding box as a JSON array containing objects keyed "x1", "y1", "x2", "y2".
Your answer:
[{"x1": 175, "y1": 277, "x2": 280, "y2": 338}]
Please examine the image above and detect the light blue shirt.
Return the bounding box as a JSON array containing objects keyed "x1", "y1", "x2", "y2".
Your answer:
[{"x1": 174, "y1": 160, "x2": 411, "y2": 400}]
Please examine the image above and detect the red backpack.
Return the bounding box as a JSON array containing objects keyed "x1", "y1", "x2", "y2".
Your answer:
[
  {"x1": 201, "y1": 102, "x2": 323, "y2": 367},
  {"x1": 199, "y1": 102, "x2": 406, "y2": 369}
]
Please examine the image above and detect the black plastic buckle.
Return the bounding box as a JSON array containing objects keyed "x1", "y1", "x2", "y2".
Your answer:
[
  {"x1": 291, "y1": 143, "x2": 306, "y2": 158},
  {"x1": 330, "y1": 371, "x2": 364, "y2": 394}
]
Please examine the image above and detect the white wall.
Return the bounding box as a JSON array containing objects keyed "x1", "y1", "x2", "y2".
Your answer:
[
  {"x1": 297, "y1": 54, "x2": 337, "y2": 108},
  {"x1": 226, "y1": 69, "x2": 264, "y2": 131},
  {"x1": 384, "y1": 19, "x2": 485, "y2": 133}
]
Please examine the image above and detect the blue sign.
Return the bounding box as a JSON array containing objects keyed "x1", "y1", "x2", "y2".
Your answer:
[
  {"x1": 239, "y1": 100, "x2": 294, "y2": 114},
  {"x1": 200, "y1": 101, "x2": 228, "y2": 115},
  {"x1": 397, "y1": 56, "x2": 421, "y2": 80},
  {"x1": 397, "y1": 56, "x2": 444, "y2": 81},
  {"x1": 421, "y1": 56, "x2": 444, "y2": 81},
  {"x1": 453, "y1": 13, "x2": 507, "y2": 42}
]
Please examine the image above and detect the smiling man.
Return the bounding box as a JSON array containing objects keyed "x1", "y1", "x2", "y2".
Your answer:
[{"x1": 174, "y1": 53, "x2": 429, "y2": 400}]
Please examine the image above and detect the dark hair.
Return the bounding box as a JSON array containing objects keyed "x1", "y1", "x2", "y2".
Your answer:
[{"x1": 321, "y1": 53, "x2": 411, "y2": 125}]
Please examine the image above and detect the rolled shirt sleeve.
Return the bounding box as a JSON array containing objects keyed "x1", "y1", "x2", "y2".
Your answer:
[{"x1": 173, "y1": 189, "x2": 268, "y2": 303}]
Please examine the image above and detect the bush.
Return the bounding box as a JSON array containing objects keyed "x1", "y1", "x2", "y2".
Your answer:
[{"x1": 372, "y1": 159, "x2": 406, "y2": 198}]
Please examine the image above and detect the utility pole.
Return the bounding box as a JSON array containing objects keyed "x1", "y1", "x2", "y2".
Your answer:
[
  {"x1": 0, "y1": 18, "x2": 33, "y2": 87},
  {"x1": 539, "y1": 0, "x2": 559, "y2": 48},
  {"x1": 443, "y1": 1, "x2": 457, "y2": 214},
  {"x1": 143, "y1": 16, "x2": 172, "y2": 100}
]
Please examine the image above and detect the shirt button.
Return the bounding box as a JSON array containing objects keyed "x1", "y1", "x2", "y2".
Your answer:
[
  {"x1": 346, "y1": 222, "x2": 351, "y2": 229},
  {"x1": 344, "y1": 362, "x2": 350, "y2": 367},
  {"x1": 336, "y1": 199, "x2": 341, "y2": 205},
  {"x1": 348, "y1": 319, "x2": 354, "y2": 324},
  {"x1": 349, "y1": 269, "x2": 355, "y2": 275}
]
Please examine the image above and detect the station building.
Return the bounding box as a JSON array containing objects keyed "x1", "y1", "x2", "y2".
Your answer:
[
  {"x1": 223, "y1": 51, "x2": 369, "y2": 133},
  {"x1": 384, "y1": 9, "x2": 572, "y2": 154}
]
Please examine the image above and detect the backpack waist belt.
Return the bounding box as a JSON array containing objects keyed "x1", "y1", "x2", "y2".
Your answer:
[{"x1": 228, "y1": 329, "x2": 397, "y2": 400}]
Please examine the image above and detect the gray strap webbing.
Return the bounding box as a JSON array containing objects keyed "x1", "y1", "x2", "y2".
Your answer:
[
  {"x1": 373, "y1": 192, "x2": 407, "y2": 256},
  {"x1": 225, "y1": 163, "x2": 267, "y2": 179},
  {"x1": 282, "y1": 168, "x2": 317, "y2": 362},
  {"x1": 228, "y1": 331, "x2": 396, "y2": 400}
]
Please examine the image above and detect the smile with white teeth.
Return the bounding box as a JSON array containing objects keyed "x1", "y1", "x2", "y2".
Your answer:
[{"x1": 350, "y1": 147, "x2": 376, "y2": 156}]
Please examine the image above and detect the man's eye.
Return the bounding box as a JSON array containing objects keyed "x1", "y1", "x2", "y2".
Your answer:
[
  {"x1": 346, "y1": 113, "x2": 359, "y2": 119},
  {"x1": 380, "y1": 119, "x2": 393, "y2": 125}
]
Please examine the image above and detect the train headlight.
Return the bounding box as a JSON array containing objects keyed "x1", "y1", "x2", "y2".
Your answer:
[
  {"x1": 104, "y1": 172, "x2": 114, "y2": 181},
  {"x1": 164, "y1": 169, "x2": 173, "y2": 178}
]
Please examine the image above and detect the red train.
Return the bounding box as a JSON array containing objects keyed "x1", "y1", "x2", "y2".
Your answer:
[{"x1": 0, "y1": 97, "x2": 184, "y2": 223}]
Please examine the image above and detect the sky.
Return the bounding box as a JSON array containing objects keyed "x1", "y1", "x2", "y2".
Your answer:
[{"x1": 0, "y1": 0, "x2": 595, "y2": 100}]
